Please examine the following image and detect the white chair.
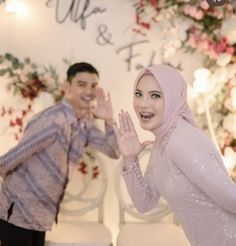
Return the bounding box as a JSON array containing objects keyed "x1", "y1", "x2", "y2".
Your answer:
[
  {"x1": 115, "y1": 149, "x2": 190, "y2": 246},
  {"x1": 45, "y1": 151, "x2": 112, "y2": 246}
]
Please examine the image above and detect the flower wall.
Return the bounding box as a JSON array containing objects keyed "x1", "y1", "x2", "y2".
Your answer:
[{"x1": 133, "y1": 0, "x2": 236, "y2": 171}]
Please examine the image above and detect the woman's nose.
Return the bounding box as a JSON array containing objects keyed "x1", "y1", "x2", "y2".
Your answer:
[{"x1": 139, "y1": 96, "x2": 150, "y2": 107}]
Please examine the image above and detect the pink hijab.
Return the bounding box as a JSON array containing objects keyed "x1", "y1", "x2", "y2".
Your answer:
[{"x1": 134, "y1": 64, "x2": 197, "y2": 140}]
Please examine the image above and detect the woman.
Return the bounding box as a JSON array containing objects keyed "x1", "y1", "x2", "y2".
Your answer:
[{"x1": 115, "y1": 64, "x2": 236, "y2": 246}]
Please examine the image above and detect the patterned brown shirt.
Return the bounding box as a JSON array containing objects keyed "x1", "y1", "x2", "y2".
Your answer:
[{"x1": 0, "y1": 100, "x2": 119, "y2": 231}]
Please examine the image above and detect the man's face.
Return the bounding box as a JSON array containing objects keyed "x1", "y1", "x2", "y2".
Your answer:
[{"x1": 66, "y1": 72, "x2": 99, "y2": 112}]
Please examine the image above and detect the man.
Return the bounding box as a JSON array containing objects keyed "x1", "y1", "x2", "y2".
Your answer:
[{"x1": 0, "y1": 62, "x2": 120, "y2": 246}]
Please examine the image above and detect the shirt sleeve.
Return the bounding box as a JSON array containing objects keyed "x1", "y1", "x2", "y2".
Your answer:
[
  {"x1": 87, "y1": 122, "x2": 120, "y2": 159},
  {"x1": 169, "y1": 138, "x2": 236, "y2": 213},
  {"x1": 122, "y1": 159, "x2": 160, "y2": 213},
  {"x1": 0, "y1": 115, "x2": 58, "y2": 177}
]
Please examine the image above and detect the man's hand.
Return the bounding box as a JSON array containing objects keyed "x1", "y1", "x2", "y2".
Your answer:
[{"x1": 90, "y1": 87, "x2": 114, "y2": 125}]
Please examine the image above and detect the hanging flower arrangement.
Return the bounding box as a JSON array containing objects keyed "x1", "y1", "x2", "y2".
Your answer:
[
  {"x1": 133, "y1": 0, "x2": 236, "y2": 170},
  {"x1": 0, "y1": 53, "x2": 64, "y2": 140},
  {"x1": 0, "y1": 53, "x2": 64, "y2": 101}
]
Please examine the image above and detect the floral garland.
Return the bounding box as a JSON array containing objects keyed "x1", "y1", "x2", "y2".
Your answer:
[
  {"x1": 133, "y1": 0, "x2": 236, "y2": 169},
  {"x1": 0, "y1": 53, "x2": 64, "y2": 139},
  {"x1": 0, "y1": 53, "x2": 64, "y2": 100}
]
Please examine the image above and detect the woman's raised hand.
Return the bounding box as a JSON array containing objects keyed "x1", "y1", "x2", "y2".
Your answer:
[{"x1": 114, "y1": 110, "x2": 153, "y2": 166}]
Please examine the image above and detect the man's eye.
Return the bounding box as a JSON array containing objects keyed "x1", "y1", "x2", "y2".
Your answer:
[{"x1": 78, "y1": 83, "x2": 86, "y2": 87}]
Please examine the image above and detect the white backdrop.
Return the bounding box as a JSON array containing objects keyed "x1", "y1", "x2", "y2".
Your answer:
[{"x1": 0, "y1": 0, "x2": 201, "y2": 244}]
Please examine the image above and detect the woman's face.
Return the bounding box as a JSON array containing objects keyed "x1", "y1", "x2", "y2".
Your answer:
[{"x1": 133, "y1": 74, "x2": 165, "y2": 131}]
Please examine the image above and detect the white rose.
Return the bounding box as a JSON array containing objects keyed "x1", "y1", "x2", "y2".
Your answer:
[
  {"x1": 227, "y1": 63, "x2": 236, "y2": 79},
  {"x1": 163, "y1": 47, "x2": 176, "y2": 59},
  {"x1": 231, "y1": 87, "x2": 236, "y2": 110},
  {"x1": 32, "y1": 91, "x2": 55, "y2": 113},
  {"x1": 221, "y1": 16, "x2": 236, "y2": 45},
  {"x1": 216, "y1": 53, "x2": 232, "y2": 67},
  {"x1": 213, "y1": 67, "x2": 228, "y2": 84},
  {"x1": 231, "y1": 78, "x2": 236, "y2": 86},
  {"x1": 223, "y1": 147, "x2": 236, "y2": 171},
  {"x1": 223, "y1": 114, "x2": 236, "y2": 138}
]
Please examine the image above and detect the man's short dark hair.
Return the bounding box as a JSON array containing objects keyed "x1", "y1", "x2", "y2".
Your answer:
[{"x1": 67, "y1": 62, "x2": 99, "y2": 82}]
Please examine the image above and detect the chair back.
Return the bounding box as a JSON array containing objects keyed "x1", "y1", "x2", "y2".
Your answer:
[{"x1": 46, "y1": 150, "x2": 112, "y2": 246}]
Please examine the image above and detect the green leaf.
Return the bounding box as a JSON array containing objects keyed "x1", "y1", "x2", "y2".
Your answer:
[
  {"x1": 0, "y1": 69, "x2": 6, "y2": 76},
  {"x1": 62, "y1": 58, "x2": 71, "y2": 66},
  {"x1": 5, "y1": 53, "x2": 13, "y2": 60},
  {"x1": 0, "y1": 55, "x2": 4, "y2": 64},
  {"x1": 24, "y1": 57, "x2": 31, "y2": 64},
  {"x1": 31, "y1": 63, "x2": 37, "y2": 69},
  {"x1": 19, "y1": 63, "x2": 24, "y2": 69},
  {"x1": 7, "y1": 67, "x2": 14, "y2": 76},
  {"x1": 12, "y1": 60, "x2": 20, "y2": 69}
]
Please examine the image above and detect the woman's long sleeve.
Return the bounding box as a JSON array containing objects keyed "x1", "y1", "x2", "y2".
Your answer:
[
  {"x1": 169, "y1": 138, "x2": 236, "y2": 213},
  {"x1": 122, "y1": 160, "x2": 160, "y2": 213}
]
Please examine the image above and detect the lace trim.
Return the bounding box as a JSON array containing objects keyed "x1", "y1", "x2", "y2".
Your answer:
[{"x1": 122, "y1": 159, "x2": 151, "y2": 191}]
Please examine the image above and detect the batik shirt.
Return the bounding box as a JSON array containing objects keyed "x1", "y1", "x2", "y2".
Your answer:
[{"x1": 0, "y1": 100, "x2": 119, "y2": 231}]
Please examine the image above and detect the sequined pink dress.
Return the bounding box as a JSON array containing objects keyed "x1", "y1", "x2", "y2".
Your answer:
[
  {"x1": 123, "y1": 118, "x2": 236, "y2": 246},
  {"x1": 123, "y1": 64, "x2": 236, "y2": 245}
]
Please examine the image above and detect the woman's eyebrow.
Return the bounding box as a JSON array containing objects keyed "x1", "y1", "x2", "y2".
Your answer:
[{"x1": 149, "y1": 90, "x2": 162, "y2": 94}]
